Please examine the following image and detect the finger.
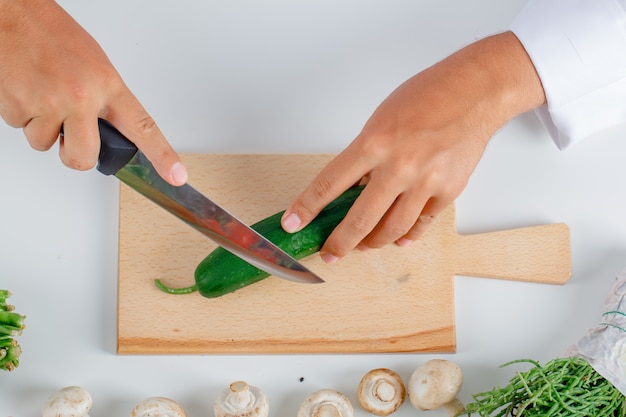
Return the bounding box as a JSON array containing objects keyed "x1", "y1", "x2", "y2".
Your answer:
[
  {"x1": 281, "y1": 149, "x2": 368, "y2": 233},
  {"x1": 399, "y1": 198, "x2": 451, "y2": 244},
  {"x1": 0, "y1": 107, "x2": 30, "y2": 129},
  {"x1": 360, "y1": 190, "x2": 427, "y2": 249},
  {"x1": 22, "y1": 116, "x2": 63, "y2": 151},
  {"x1": 319, "y1": 183, "x2": 398, "y2": 263},
  {"x1": 105, "y1": 93, "x2": 187, "y2": 186},
  {"x1": 58, "y1": 115, "x2": 100, "y2": 171},
  {"x1": 0, "y1": 87, "x2": 32, "y2": 128}
]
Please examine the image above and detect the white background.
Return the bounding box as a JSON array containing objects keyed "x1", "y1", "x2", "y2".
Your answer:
[{"x1": 3, "y1": 0, "x2": 626, "y2": 415}]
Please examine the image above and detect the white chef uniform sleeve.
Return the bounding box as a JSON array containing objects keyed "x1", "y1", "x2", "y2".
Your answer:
[{"x1": 509, "y1": 0, "x2": 626, "y2": 149}]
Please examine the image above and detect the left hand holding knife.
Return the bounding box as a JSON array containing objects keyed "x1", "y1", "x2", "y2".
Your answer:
[{"x1": 0, "y1": 0, "x2": 317, "y2": 283}]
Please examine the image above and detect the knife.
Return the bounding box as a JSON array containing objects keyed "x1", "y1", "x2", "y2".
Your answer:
[{"x1": 95, "y1": 118, "x2": 324, "y2": 284}]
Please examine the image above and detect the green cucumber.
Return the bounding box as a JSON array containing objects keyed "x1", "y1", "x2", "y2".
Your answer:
[{"x1": 155, "y1": 185, "x2": 364, "y2": 298}]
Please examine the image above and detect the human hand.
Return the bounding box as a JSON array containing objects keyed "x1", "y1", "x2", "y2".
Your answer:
[
  {"x1": 281, "y1": 31, "x2": 545, "y2": 263},
  {"x1": 0, "y1": 0, "x2": 187, "y2": 185}
]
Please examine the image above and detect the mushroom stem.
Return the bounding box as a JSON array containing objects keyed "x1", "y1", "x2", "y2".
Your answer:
[
  {"x1": 316, "y1": 402, "x2": 342, "y2": 417},
  {"x1": 226, "y1": 381, "x2": 253, "y2": 409},
  {"x1": 214, "y1": 380, "x2": 269, "y2": 417},
  {"x1": 357, "y1": 368, "x2": 406, "y2": 416}
]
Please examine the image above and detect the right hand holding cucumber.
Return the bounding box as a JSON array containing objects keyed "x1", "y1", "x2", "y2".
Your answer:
[{"x1": 282, "y1": 32, "x2": 546, "y2": 263}]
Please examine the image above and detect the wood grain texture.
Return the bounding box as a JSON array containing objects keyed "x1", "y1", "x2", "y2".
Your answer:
[{"x1": 117, "y1": 154, "x2": 572, "y2": 354}]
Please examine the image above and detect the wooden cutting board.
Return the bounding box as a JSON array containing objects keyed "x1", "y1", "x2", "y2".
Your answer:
[{"x1": 117, "y1": 154, "x2": 571, "y2": 354}]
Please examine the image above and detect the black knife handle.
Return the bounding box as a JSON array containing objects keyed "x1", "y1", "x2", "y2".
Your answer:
[{"x1": 96, "y1": 118, "x2": 139, "y2": 175}]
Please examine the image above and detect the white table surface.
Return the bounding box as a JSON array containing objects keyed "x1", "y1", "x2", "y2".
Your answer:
[{"x1": 3, "y1": 1, "x2": 626, "y2": 415}]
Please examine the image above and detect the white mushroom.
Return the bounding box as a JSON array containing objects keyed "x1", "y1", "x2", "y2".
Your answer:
[
  {"x1": 297, "y1": 389, "x2": 354, "y2": 417},
  {"x1": 42, "y1": 386, "x2": 92, "y2": 417},
  {"x1": 357, "y1": 368, "x2": 406, "y2": 416},
  {"x1": 214, "y1": 380, "x2": 269, "y2": 417},
  {"x1": 408, "y1": 359, "x2": 464, "y2": 416},
  {"x1": 130, "y1": 397, "x2": 187, "y2": 417}
]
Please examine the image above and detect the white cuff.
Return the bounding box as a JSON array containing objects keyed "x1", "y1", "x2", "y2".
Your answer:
[{"x1": 510, "y1": 0, "x2": 626, "y2": 149}]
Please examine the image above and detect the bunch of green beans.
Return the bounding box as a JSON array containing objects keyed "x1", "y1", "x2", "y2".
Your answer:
[
  {"x1": 0, "y1": 290, "x2": 25, "y2": 371},
  {"x1": 461, "y1": 357, "x2": 626, "y2": 417}
]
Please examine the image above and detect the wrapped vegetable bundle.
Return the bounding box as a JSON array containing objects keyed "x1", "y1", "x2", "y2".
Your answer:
[
  {"x1": 462, "y1": 271, "x2": 626, "y2": 416},
  {"x1": 0, "y1": 290, "x2": 25, "y2": 371}
]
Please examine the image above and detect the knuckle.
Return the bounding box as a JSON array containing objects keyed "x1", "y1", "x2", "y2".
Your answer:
[
  {"x1": 68, "y1": 67, "x2": 120, "y2": 103},
  {"x1": 417, "y1": 214, "x2": 437, "y2": 224},
  {"x1": 292, "y1": 176, "x2": 335, "y2": 222},
  {"x1": 322, "y1": 214, "x2": 375, "y2": 258},
  {"x1": 288, "y1": 197, "x2": 315, "y2": 224},
  {"x1": 133, "y1": 115, "x2": 162, "y2": 146},
  {"x1": 294, "y1": 198, "x2": 316, "y2": 220},
  {"x1": 359, "y1": 133, "x2": 388, "y2": 159},
  {"x1": 418, "y1": 168, "x2": 444, "y2": 191},
  {"x1": 388, "y1": 223, "x2": 412, "y2": 238},
  {"x1": 310, "y1": 176, "x2": 333, "y2": 201},
  {"x1": 68, "y1": 82, "x2": 90, "y2": 104},
  {"x1": 94, "y1": 66, "x2": 123, "y2": 92},
  {"x1": 367, "y1": 225, "x2": 410, "y2": 249},
  {"x1": 137, "y1": 115, "x2": 157, "y2": 135},
  {"x1": 345, "y1": 212, "x2": 374, "y2": 236},
  {"x1": 101, "y1": 67, "x2": 122, "y2": 87},
  {"x1": 71, "y1": 87, "x2": 85, "y2": 102}
]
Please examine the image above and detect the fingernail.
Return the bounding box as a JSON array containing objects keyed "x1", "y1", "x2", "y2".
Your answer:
[
  {"x1": 281, "y1": 212, "x2": 301, "y2": 233},
  {"x1": 357, "y1": 244, "x2": 371, "y2": 252},
  {"x1": 171, "y1": 162, "x2": 188, "y2": 185},
  {"x1": 396, "y1": 238, "x2": 413, "y2": 247},
  {"x1": 320, "y1": 252, "x2": 339, "y2": 264}
]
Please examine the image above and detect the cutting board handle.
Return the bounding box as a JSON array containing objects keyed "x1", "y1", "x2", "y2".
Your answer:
[{"x1": 451, "y1": 223, "x2": 571, "y2": 284}]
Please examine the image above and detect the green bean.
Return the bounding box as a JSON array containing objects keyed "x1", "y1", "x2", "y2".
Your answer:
[
  {"x1": 0, "y1": 289, "x2": 25, "y2": 371},
  {"x1": 0, "y1": 344, "x2": 21, "y2": 371},
  {"x1": 0, "y1": 336, "x2": 17, "y2": 349},
  {"x1": 0, "y1": 310, "x2": 24, "y2": 330}
]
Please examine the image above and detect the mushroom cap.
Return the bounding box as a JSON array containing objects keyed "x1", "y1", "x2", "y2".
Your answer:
[
  {"x1": 297, "y1": 389, "x2": 354, "y2": 417},
  {"x1": 130, "y1": 397, "x2": 187, "y2": 417},
  {"x1": 42, "y1": 386, "x2": 92, "y2": 417},
  {"x1": 408, "y1": 359, "x2": 462, "y2": 411},
  {"x1": 357, "y1": 368, "x2": 406, "y2": 416},
  {"x1": 214, "y1": 380, "x2": 269, "y2": 417}
]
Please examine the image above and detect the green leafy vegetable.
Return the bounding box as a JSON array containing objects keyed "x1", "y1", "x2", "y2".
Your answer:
[
  {"x1": 0, "y1": 290, "x2": 25, "y2": 371},
  {"x1": 462, "y1": 357, "x2": 626, "y2": 417}
]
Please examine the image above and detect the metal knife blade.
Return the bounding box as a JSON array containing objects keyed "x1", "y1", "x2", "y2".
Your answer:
[{"x1": 96, "y1": 119, "x2": 324, "y2": 284}]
